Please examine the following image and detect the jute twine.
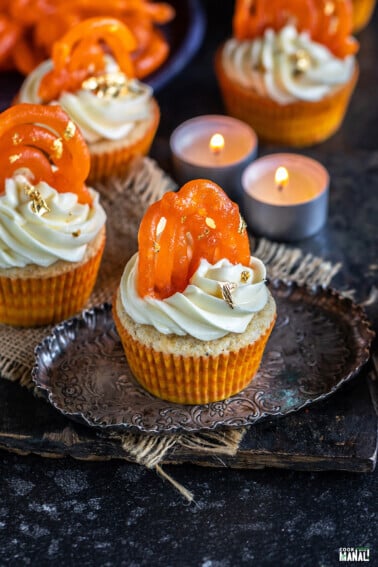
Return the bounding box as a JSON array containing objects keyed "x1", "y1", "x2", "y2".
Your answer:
[{"x1": 0, "y1": 157, "x2": 348, "y2": 501}]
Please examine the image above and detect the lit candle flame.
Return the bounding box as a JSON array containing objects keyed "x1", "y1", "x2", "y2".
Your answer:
[
  {"x1": 275, "y1": 166, "x2": 289, "y2": 191},
  {"x1": 209, "y1": 133, "x2": 225, "y2": 155}
]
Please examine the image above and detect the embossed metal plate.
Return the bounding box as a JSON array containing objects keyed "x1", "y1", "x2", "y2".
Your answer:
[{"x1": 32, "y1": 281, "x2": 374, "y2": 434}]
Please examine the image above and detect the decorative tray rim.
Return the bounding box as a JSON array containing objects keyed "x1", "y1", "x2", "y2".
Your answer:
[{"x1": 31, "y1": 280, "x2": 375, "y2": 435}]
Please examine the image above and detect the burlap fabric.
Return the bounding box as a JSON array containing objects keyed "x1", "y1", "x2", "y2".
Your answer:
[{"x1": 0, "y1": 157, "x2": 344, "y2": 501}]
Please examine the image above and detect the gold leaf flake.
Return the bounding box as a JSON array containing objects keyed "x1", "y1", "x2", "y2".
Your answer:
[
  {"x1": 51, "y1": 137, "x2": 63, "y2": 159},
  {"x1": 198, "y1": 228, "x2": 210, "y2": 240},
  {"x1": 153, "y1": 241, "x2": 160, "y2": 253},
  {"x1": 219, "y1": 282, "x2": 237, "y2": 309},
  {"x1": 291, "y1": 50, "x2": 311, "y2": 75},
  {"x1": 81, "y1": 72, "x2": 136, "y2": 99},
  {"x1": 9, "y1": 154, "x2": 21, "y2": 164},
  {"x1": 12, "y1": 133, "x2": 22, "y2": 145},
  {"x1": 238, "y1": 215, "x2": 247, "y2": 234},
  {"x1": 72, "y1": 230, "x2": 81, "y2": 237},
  {"x1": 324, "y1": 1, "x2": 335, "y2": 15},
  {"x1": 205, "y1": 217, "x2": 216, "y2": 229},
  {"x1": 240, "y1": 270, "x2": 250, "y2": 284},
  {"x1": 156, "y1": 216, "x2": 167, "y2": 237},
  {"x1": 63, "y1": 121, "x2": 76, "y2": 141},
  {"x1": 23, "y1": 181, "x2": 50, "y2": 216}
]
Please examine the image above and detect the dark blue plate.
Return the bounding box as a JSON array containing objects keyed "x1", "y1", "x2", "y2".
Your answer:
[
  {"x1": 147, "y1": 0, "x2": 206, "y2": 92},
  {"x1": 0, "y1": 0, "x2": 206, "y2": 110}
]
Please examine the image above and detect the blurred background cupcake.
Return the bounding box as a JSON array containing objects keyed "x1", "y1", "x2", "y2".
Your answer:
[
  {"x1": 215, "y1": 0, "x2": 359, "y2": 147},
  {"x1": 17, "y1": 17, "x2": 160, "y2": 182},
  {"x1": 352, "y1": 0, "x2": 377, "y2": 32}
]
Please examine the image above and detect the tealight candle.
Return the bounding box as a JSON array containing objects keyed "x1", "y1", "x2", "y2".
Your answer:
[
  {"x1": 170, "y1": 115, "x2": 258, "y2": 203},
  {"x1": 241, "y1": 153, "x2": 329, "y2": 241}
]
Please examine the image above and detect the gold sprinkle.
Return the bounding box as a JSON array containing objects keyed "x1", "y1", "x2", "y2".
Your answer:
[
  {"x1": 12, "y1": 133, "x2": 22, "y2": 145},
  {"x1": 9, "y1": 154, "x2": 21, "y2": 164},
  {"x1": 291, "y1": 50, "x2": 311, "y2": 75},
  {"x1": 238, "y1": 215, "x2": 247, "y2": 234},
  {"x1": 81, "y1": 72, "x2": 138, "y2": 100},
  {"x1": 198, "y1": 228, "x2": 210, "y2": 240},
  {"x1": 82, "y1": 77, "x2": 99, "y2": 91},
  {"x1": 51, "y1": 137, "x2": 63, "y2": 160},
  {"x1": 153, "y1": 241, "x2": 160, "y2": 253},
  {"x1": 181, "y1": 215, "x2": 187, "y2": 224},
  {"x1": 240, "y1": 270, "x2": 250, "y2": 284},
  {"x1": 63, "y1": 121, "x2": 76, "y2": 141},
  {"x1": 324, "y1": 1, "x2": 335, "y2": 15},
  {"x1": 219, "y1": 282, "x2": 237, "y2": 309},
  {"x1": 72, "y1": 230, "x2": 81, "y2": 237},
  {"x1": 205, "y1": 217, "x2": 216, "y2": 229},
  {"x1": 23, "y1": 182, "x2": 50, "y2": 216},
  {"x1": 156, "y1": 217, "x2": 167, "y2": 237}
]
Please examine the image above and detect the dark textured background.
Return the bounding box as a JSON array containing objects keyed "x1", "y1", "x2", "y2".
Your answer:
[{"x1": 0, "y1": 1, "x2": 377, "y2": 565}]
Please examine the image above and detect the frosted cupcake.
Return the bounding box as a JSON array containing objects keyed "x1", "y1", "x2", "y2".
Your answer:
[
  {"x1": 0, "y1": 104, "x2": 106, "y2": 327},
  {"x1": 215, "y1": 0, "x2": 359, "y2": 146},
  {"x1": 18, "y1": 17, "x2": 160, "y2": 182},
  {"x1": 113, "y1": 179, "x2": 276, "y2": 405},
  {"x1": 352, "y1": 0, "x2": 376, "y2": 32}
]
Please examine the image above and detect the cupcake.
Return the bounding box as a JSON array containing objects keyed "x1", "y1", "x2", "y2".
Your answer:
[
  {"x1": 17, "y1": 17, "x2": 160, "y2": 182},
  {"x1": 352, "y1": 0, "x2": 376, "y2": 32},
  {"x1": 215, "y1": 0, "x2": 359, "y2": 147},
  {"x1": 0, "y1": 103, "x2": 106, "y2": 327},
  {"x1": 113, "y1": 179, "x2": 276, "y2": 405}
]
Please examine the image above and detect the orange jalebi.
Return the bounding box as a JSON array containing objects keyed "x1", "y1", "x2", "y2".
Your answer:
[
  {"x1": 137, "y1": 180, "x2": 251, "y2": 300},
  {"x1": 233, "y1": 0, "x2": 358, "y2": 58},
  {"x1": 312, "y1": 0, "x2": 358, "y2": 57},
  {"x1": 0, "y1": 104, "x2": 92, "y2": 205},
  {"x1": 0, "y1": 0, "x2": 175, "y2": 77},
  {"x1": 38, "y1": 17, "x2": 137, "y2": 103}
]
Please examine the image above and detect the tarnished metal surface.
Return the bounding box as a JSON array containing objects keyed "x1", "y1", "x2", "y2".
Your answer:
[{"x1": 32, "y1": 281, "x2": 374, "y2": 434}]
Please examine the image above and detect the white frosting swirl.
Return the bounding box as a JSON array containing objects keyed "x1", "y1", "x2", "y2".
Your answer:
[
  {"x1": 19, "y1": 57, "x2": 154, "y2": 143},
  {"x1": 120, "y1": 253, "x2": 269, "y2": 340},
  {"x1": 0, "y1": 170, "x2": 106, "y2": 268},
  {"x1": 222, "y1": 25, "x2": 355, "y2": 104}
]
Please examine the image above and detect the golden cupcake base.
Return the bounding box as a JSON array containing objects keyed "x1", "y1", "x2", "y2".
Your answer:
[
  {"x1": 0, "y1": 230, "x2": 105, "y2": 327},
  {"x1": 114, "y1": 306, "x2": 276, "y2": 405},
  {"x1": 87, "y1": 99, "x2": 160, "y2": 183},
  {"x1": 215, "y1": 48, "x2": 359, "y2": 147}
]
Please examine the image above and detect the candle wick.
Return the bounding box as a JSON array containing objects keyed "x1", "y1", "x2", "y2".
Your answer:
[{"x1": 277, "y1": 183, "x2": 284, "y2": 192}]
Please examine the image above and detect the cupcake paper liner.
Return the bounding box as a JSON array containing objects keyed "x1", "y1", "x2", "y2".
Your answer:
[
  {"x1": 114, "y1": 307, "x2": 276, "y2": 405},
  {"x1": 215, "y1": 49, "x2": 359, "y2": 147},
  {"x1": 87, "y1": 100, "x2": 160, "y2": 183},
  {"x1": 0, "y1": 234, "x2": 105, "y2": 327}
]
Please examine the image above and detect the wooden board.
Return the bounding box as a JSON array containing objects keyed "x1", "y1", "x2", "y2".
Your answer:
[{"x1": 0, "y1": 366, "x2": 376, "y2": 472}]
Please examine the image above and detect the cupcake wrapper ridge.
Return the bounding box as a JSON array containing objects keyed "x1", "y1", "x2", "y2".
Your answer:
[
  {"x1": 0, "y1": 235, "x2": 105, "y2": 327},
  {"x1": 87, "y1": 101, "x2": 160, "y2": 182},
  {"x1": 114, "y1": 307, "x2": 276, "y2": 405},
  {"x1": 215, "y1": 49, "x2": 359, "y2": 147}
]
